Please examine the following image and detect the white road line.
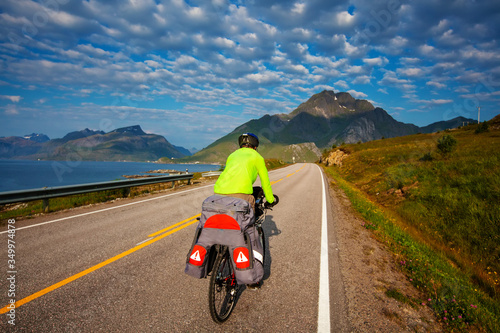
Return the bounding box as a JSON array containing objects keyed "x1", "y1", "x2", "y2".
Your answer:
[
  {"x1": 136, "y1": 237, "x2": 154, "y2": 245},
  {"x1": 0, "y1": 184, "x2": 215, "y2": 234},
  {"x1": 317, "y1": 165, "x2": 331, "y2": 332}
]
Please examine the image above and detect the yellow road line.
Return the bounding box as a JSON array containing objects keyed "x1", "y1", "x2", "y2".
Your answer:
[
  {"x1": 0, "y1": 219, "x2": 198, "y2": 314},
  {"x1": 148, "y1": 213, "x2": 200, "y2": 237}
]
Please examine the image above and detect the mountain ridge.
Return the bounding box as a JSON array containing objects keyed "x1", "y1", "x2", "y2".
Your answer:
[
  {"x1": 182, "y1": 90, "x2": 476, "y2": 163},
  {"x1": 0, "y1": 125, "x2": 190, "y2": 161}
]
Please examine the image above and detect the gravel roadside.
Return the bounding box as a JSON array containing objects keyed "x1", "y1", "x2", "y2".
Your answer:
[{"x1": 327, "y1": 175, "x2": 444, "y2": 332}]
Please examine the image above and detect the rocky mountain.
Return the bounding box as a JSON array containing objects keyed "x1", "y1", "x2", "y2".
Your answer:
[
  {"x1": 183, "y1": 90, "x2": 475, "y2": 163},
  {"x1": 419, "y1": 117, "x2": 475, "y2": 133},
  {"x1": 60, "y1": 128, "x2": 105, "y2": 142},
  {"x1": 0, "y1": 136, "x2": 44, "y2": 158},
  {"x1": 23, "y1": 133, "x2": 50, "y2": 143},
  {"x1": 0, "y1": 125, "x2": 188, "y2": 161},
  {"x1": 173, "y1": 145, "x2": 193, "y2": 156}
]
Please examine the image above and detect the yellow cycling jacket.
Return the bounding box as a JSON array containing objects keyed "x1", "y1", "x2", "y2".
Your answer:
[{"x1": 214, "y1": 147, "x2": 274, "y2": 204}]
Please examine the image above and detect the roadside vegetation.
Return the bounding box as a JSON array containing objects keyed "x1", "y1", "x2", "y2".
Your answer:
[
  {"x1": 265, "y1": 158, "x2": 288, "y2": 170},
  {"x1": 322, "y1": 120, "x2": 499, "y2": 332}
]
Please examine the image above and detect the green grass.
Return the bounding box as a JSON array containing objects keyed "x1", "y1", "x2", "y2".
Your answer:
[
  {"x1": 325, "y1": 167, "x2": 499, "y2": 332},
  {"x1": 0, "y1": 189, "x2": 126, "y2": 220},
  {"x1": 265, "y1": 158, "x2": 289, "y2": 170},
  {"x1": 0, "y1": 178, "x2": 194, "y2": 222},
  {"x1": 322, "y1": 123, "x2": 500, "y2": 332},
  {"x1": 385, "y1": 287, "x2": 419, "y2": 308}
]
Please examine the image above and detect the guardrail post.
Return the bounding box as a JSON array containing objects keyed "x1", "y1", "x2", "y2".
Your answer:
[
  {"x1": 122, "y1": 187, "x2": 131, "y2": 198},
  {"x1": 171, "y1": 181, "x2": 176, "y2": 189},
  {"x1": 43, "y1": 198, "x2": 49, "y2": 213}
]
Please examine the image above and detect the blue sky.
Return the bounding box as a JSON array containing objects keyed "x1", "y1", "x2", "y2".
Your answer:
[{"x1": 1, "y1": 0, "x2": 499, "y2": 149}]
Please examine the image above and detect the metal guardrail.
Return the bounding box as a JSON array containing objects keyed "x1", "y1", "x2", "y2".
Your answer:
[
  {"x1": 0, "y1": 173, "x2": 194, "y2": 210},
  {"x1": 201, "y1": 171, "x2": 222, "y2": 177}
]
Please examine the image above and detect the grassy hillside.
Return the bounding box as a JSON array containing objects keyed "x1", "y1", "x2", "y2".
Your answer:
[
  {"x1": 174, "y1": 141, "x2": 320, "y2": 164},
  {"x1": 322, "y1": 121, "x2": 499, "y2": 332}
]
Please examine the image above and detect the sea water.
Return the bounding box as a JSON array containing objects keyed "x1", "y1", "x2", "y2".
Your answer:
[{"x1": 0, "y1": 160, "x2": 219, "y2": 192}]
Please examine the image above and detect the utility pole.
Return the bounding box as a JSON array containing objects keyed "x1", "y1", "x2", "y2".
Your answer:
[{"x1": 478, "y1": 106, "x2": 480, "y2": 124}]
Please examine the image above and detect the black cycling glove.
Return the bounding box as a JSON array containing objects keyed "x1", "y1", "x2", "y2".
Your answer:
[{"x1": 265, "y1": 194, "x2": 279, "y2": 208}]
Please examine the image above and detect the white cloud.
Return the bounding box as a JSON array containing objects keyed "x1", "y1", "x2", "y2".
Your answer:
[
  {"x1": 243, "y1": 71, "x2": 282, "y2": 85},
  {"x1": 187, "y1": 6, "x2": 204, "y2": 20},
  {"x1": 291, "y1": 2, "x2": 306, "y2": 15},
  {"x1": 426, "y1": 81, "x2": 446, "y2": 89},
  {"x1": 363, "y1": 57, "x2": 389, "y2": 67},
  {"x1": 437, "y1": 29, "x2": 465, "y2": 46},
  {"x1": 0, "y1": 95, "x2": 22, "y2": 103},
  {"x1": 347, "y1": 89, "x2": 367, "y2": 99},
  {"x1": 414, "y1": 99, "x2": 454, "y2": 107},
  {"x1": 397, "y1": 67, "x2": 424, "y2": 77},
  {"x1": 352, "y1": 75, "x2": 372, "y2": 85},
  {"x1": 335, "y1": 80, "x2": 349, "y2": 89},
  {"x1": 145, "y1": 60, "x2": 162, "y2": 69},
  {"x1": 1, "y1": 0, "x2": 499, "y2": 147},
  {"x1": 431, "y1": 99, "x2": 453, "y2": 105},
  {"x1": 51, "y1": 10, "x2": 86, "y2": 28},
  {"x1": 400, "y1": 57, "x2": 420, "y2": 64},
  {"x1": 419, "y1": 44, "x2": 436, "y2": 56},
  {"x1": 430, "y1": 19, "x2": 450, "y2": 35},
  {"x1": 454, "y1": 87, "x2": 469, "y2": 93},
  {"x1": 345, "y1": 66, "x2": 364, "y2": 75},
  {"x1": 4, "y1": 104, "x2": 19, "y2": 115},
  {"x1": 336, "y1": 11, "x2": 355, "y2": 27},
  {"x1": 379, "y1": 71, "x2": 412, "y2": 88},
  {"x1": 214, "y1": 37, "x2": 236, "y2": 49},
  {"x1": 460, "y1": 47, "x2": 500, "y2": 62}
]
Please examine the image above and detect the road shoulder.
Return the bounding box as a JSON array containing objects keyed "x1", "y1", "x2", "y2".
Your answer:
[{"x1": 325, "y1": 173, "x2": 443, "y2": 332}]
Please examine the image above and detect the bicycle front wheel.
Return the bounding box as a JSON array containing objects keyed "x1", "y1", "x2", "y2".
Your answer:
[
  {"x1": 257, "y1": 226, "x2": 266, "y2": 265},
  {"x1": 208, "y1": 247, "x2": 238, "y2": 323}
]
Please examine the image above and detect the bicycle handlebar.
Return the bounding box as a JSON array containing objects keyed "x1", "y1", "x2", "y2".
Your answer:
[{"x1": 252, "y1": 186, "x2": 278, "y2": 212}]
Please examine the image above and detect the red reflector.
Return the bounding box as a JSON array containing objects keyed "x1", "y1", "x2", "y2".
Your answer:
[
  {"x1": 233, "y1": 247, "x2": 250, "y2": 269},
  {"x1": 204, "y1": 214, "x2": 240, "y2": 230},
  {"x1": 189, "y1": 245, "x2": 206, "y2": 266}
]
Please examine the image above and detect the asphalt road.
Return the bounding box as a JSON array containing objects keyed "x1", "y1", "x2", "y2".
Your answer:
[{"x1": 0, "y1": 163, "x2": 347, "y2": 332}]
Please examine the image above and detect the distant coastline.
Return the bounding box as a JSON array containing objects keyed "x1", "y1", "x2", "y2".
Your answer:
[{"x1": 0, "y1": 160, "x2": 219, "y2": 192}]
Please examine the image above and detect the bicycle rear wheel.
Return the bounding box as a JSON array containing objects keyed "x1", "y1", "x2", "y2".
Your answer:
[{"x1": 208, "y1": 247, "x2": 238, "y2": 323}]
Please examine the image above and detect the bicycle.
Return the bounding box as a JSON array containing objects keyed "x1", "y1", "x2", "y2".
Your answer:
[{"x1": 207, "y1": 187, "x2": 275, "y2": 323}]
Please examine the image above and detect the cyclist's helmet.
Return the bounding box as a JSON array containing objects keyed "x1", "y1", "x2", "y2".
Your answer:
[{"x1": 238, "y1": 133, "x2": 259, "y2": 148}]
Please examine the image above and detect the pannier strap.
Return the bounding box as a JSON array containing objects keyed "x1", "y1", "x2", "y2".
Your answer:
[{"x1": 186, "y1": 227, "x2": 202, "y2": 263}]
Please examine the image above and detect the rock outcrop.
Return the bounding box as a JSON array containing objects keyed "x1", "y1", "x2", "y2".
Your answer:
[{"x1": 321, "y1": 149, "x2": 349, "y2": 167}]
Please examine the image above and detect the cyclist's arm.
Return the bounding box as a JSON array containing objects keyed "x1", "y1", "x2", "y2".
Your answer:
[{"x1": 256, "y1": 156, "x2": 274, "y2": 204}]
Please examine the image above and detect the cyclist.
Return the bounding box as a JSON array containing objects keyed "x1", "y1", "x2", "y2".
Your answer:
[
  {"x1": 214, "y1": 133, "x2": 278, "y2": 210},
  {"x1": 213, "y1": 133, "x2": 278, "y2": 290}
]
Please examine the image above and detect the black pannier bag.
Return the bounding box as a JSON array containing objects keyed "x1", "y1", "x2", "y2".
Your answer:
[{"x1": 184, "y1": 194, "x2": 264, "y2": 284}]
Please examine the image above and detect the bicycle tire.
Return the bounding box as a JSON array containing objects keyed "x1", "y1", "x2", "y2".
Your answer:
[{"x1": 208, "y1": 247, "x2": 238, "y2": 323}]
